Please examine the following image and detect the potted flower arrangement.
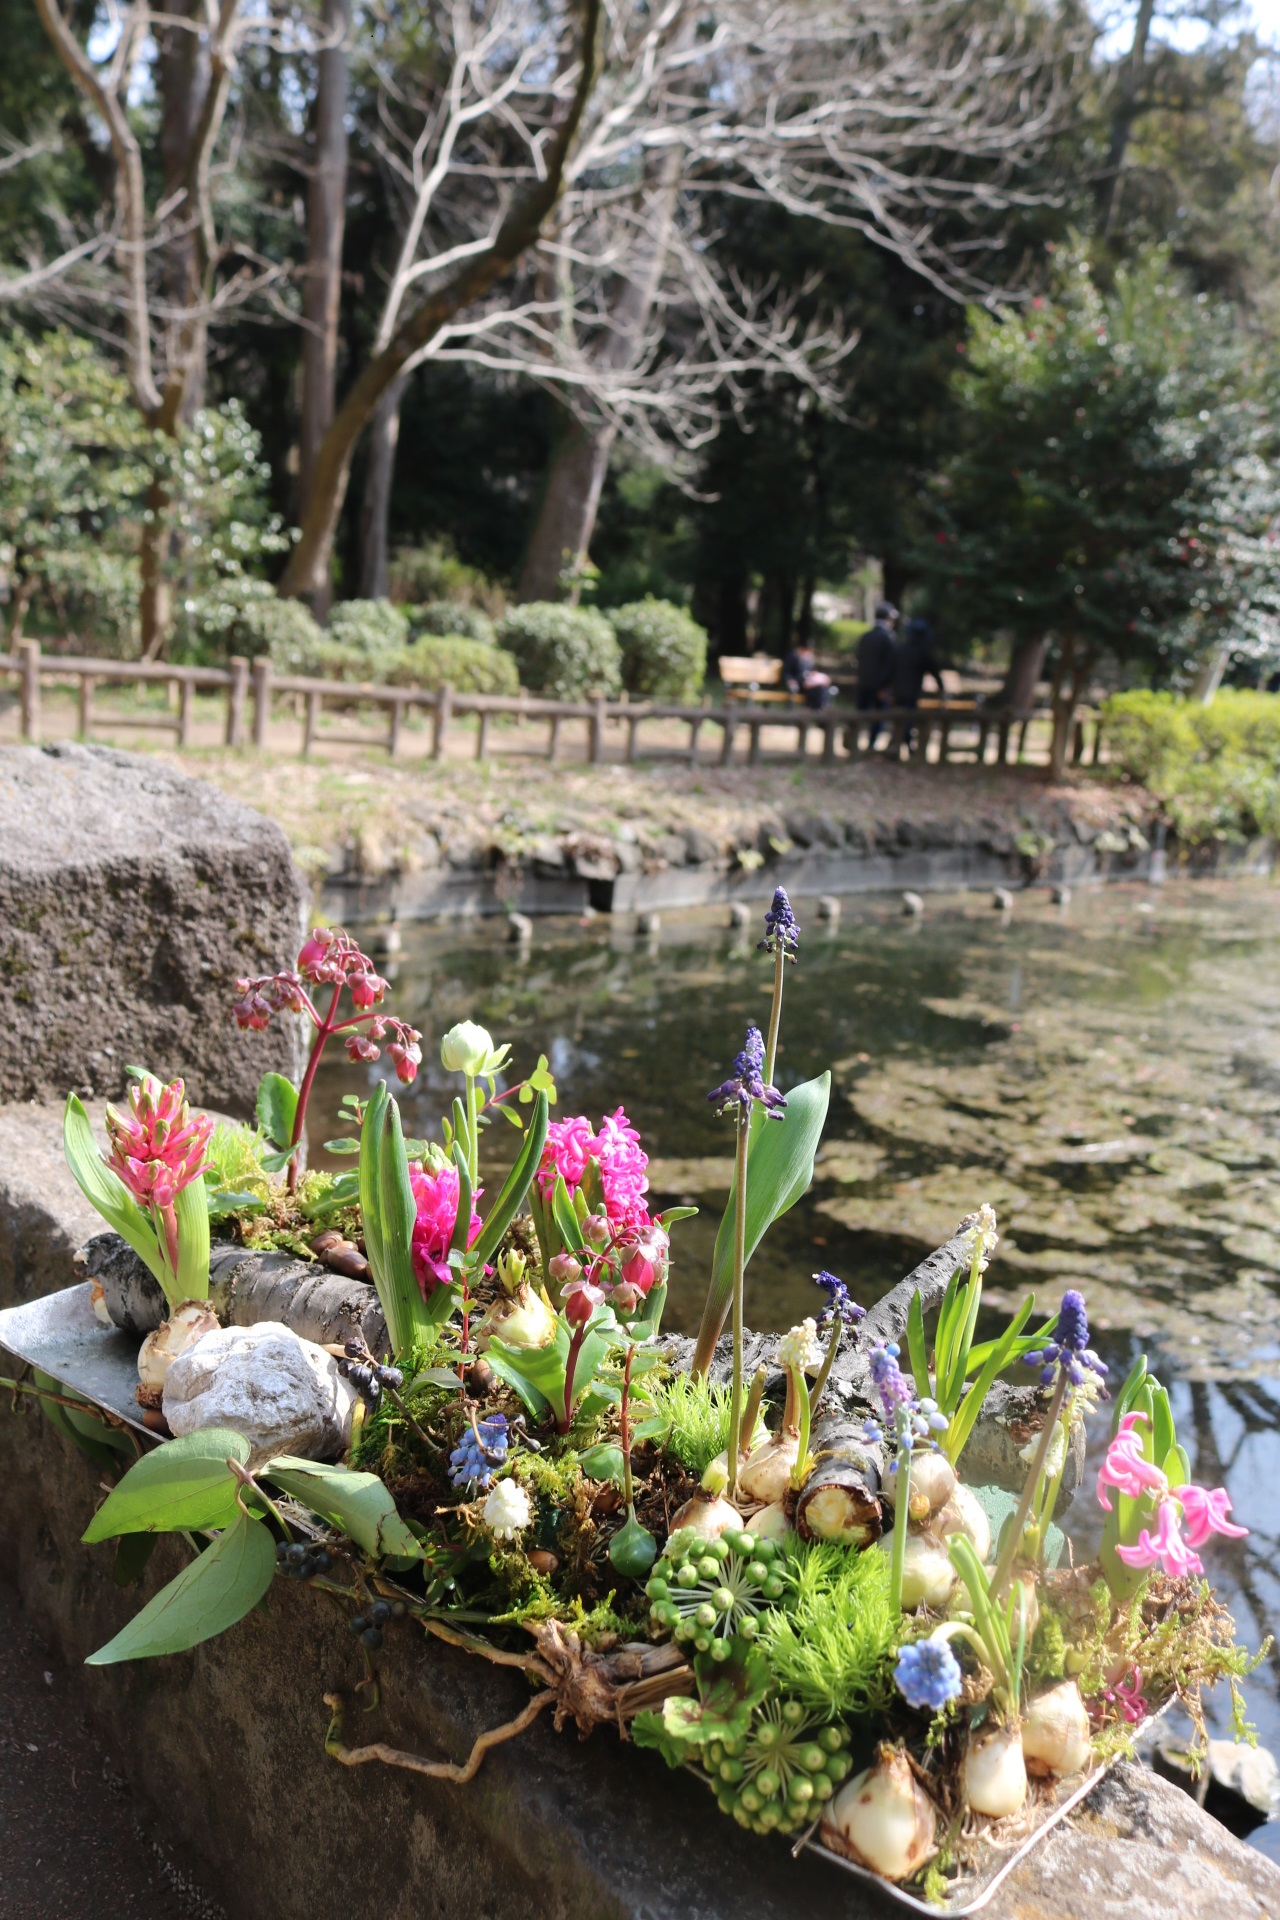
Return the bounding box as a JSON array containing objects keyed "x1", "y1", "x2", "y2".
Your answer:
[{"x1": 5, "y1": 891, "x2": 1264, "y2": 1912}]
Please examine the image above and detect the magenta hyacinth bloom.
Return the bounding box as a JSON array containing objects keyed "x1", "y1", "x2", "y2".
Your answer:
[
  {"x1": 104, "y1": 1075, "x2": 212, "y2": 1212},
  {"x1": 1115, "y1": 1498, "x2": 1204, "y2": 1579},
  {"x1": 1176, "y1": 1484, "x2": 1249, "y2": 1550},
  {"x1": 1095, "y1": 1413, "x2": 1171, "y2": 1511},
  {"x1": 408, "y1": 1161, "x2": 482, "y2": 1294},
  {"x1": 538, "y1": 1107, "x2": 653, "y2": 1233}
]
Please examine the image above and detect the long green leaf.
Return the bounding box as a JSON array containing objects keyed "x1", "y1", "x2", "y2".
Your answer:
[
  {"x1": 256, "y1": 1071, "x2": 299, "y2": 1151},
  {"x1": 551, "y1": 1173, "x2": 586, "y2": 1252},
  {"x1": 932, "y1": 1268, "x2": 963, "y2": 1405},
  {"x1": 450, "y1": 1139, "x2": 474, "y2": 1254},
  {"x1": 264, "y1": 1458, "x2": 421, "y2": 1559},
  {"x1": 471, "y1": 1091, "x2": 549, "y2": 1265},
  {"x1": 174, "y1": 1175, "x2": 211, "y2": 1302},
  {"x1": 378, "y1": 1095, "x2": 431, "y2": 1356},
  {"x1": 84, "y1": 1430, "x2": 250, "y2": 1541},
  {"x1": 63, "y1": 1093, "x2": 165, "y2": 1290},
  {"x1": 944, "y1": 1295, "x2": 1036, "y2": 1466},
  {"x1": 694, "y1": 1071, "x2": 831, "y2": 1371},
  {"x1": 86, "y1": 1513, "x2": 275, "y2": 1665},
  {"x1": 358, "y1": 1081, "x2": 389, "y2": 1294},
  {"x1": 906, "y1": 1290, "x2": 931, "y2": 1400}
]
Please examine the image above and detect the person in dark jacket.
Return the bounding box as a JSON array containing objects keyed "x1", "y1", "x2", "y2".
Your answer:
[
  {"x1": 782, "y1": 640, "x2": 834, "y2": 709},
  {"x1": 892, "y1": 616, "x2": 946, "y2": 709},
  {"x1": 856, "y1": 600, "x2": 897, "y2": 744}
]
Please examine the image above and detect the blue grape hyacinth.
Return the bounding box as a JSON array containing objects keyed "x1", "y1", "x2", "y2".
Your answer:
[
  {"x1": 449, "y1": 1414, "x2": 509, "y2": 1490},
  {"x1": 895, "y1": 1638, "x2": 964, "y2": 1712}
]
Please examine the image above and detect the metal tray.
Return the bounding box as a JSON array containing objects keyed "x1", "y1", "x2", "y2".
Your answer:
[{"x1": 0, "y1": 1282, "x2": 152, "y2": 1434}]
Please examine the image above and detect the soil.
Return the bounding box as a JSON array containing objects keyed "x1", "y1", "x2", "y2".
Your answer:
[{"x1": 0, "y1": 1577, "x2": 224, "y2": 1920}]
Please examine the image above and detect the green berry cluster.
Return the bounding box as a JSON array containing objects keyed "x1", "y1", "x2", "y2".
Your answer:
[
  {"x1": 706, "y1": 1700, "x2": 853, "y2": 1835},
  {"x1": 646, "y1": 1527, "x2": 787, "y2": 1654}
]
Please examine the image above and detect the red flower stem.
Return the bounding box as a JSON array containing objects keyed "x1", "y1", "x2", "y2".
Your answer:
[
  {"x1": 560, "y1": 1325, "x2": 588, "y2": 1434},
  {"x1": 288, "y1": 981, "x2": 343, "y2": 1193},
  {"x1": 458, "y1": 1272, "x2": 471, "y2": 1379},
  {"x1": 620, "y1": 1343, "x2": 635, "y2": 1510}
]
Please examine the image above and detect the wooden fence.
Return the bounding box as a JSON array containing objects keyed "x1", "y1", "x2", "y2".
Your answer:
[{"x1": 0, "y1": 639, "x2": 1105, "y2": 769}]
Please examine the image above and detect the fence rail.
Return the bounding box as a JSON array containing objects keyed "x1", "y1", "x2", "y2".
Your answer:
[{"x1": 0, "y1": 639, "x2": 1106, "y2": 770}]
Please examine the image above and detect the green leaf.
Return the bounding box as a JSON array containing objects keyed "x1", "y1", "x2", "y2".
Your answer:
[
  {"x1": 206, "y1": 1188, "x2": 267, "y2": 1220},
  {"x1": 257, "y1": 1148, "x2": 298, "y2": 1173},
  {"x1": 322, "y1": 1137, "x2": 362, "y2": 1156},
  {"x1": 62, "y1": 1093, "x2": 166, "y2": 1293},
  {"x1": 450, "y1": 1140, "x2": 474, "y2": 1254},
  {"x1": 264, "y1": 1458, "x2": 421, "y2": 1559},
  {"x1": 944, "y1": 1295, "x2": 1037, "y2": 1466},
  {"x1": 408, "y1": 1366, "x2": 466, "y2": 1393},
  {"x1": 471, "y1": 1089, "x2": 550, "y2": 1264},
  {"x1": 86, "y1": 1513, "x2": 275, "y2": 1665},
  {"x1": 660, "y1": 1643, "x2": 772, "y2": 1746},
  {"x1": 656, "y1": 1206, "x2": 698, "y2": 1227},
  {"x1": 483, "y1": 1346, "x2": 552, "y2": 1419},
  {"x1": 112, "y1": 1533, "x2": 159, "y2": 1588},
  {"x1": 578, "y1": 1443, "x2": 626, "y2": 1485},
  {"x1": 34, "y1": 1370, "x2": 133, "y2": 1473},
  {"x1": 174, "y1": 1170, "x2": 211, "y2": 1302},
  {"x1": 906, "y1": 1289, "x2": 931, "y2": 1400},
  {"x1": 695, "y1": 1071, "x2": 831, "y2": 1367},
  {"x1": 83, "y1": 1430, "x2": 250, "y2": 1541},
  {"x1": 256, "y1": 1072, "x2": 299, "y2": 1151},
  {"x1": 551, "y1": 1173, "x2": 586, "y2": 1253}
]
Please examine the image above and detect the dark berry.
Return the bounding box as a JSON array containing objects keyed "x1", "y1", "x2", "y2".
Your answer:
[
  {"x1": 275, "y1": 1542, "x2": 290, "y2": 1564},
  {"x1": 286, "y1": 1542, "x2": 308, "y2": 1566},
  {"x1": 313, "y1": 1550, "x2": 332, "y2": 1573},
  {"x1": 369, "y1": 1601, "x2": 390, "y2": 1626},
  {"x1": 351, "y1": 1615, "x2": 368, "y2": 1635},
  {"x1": 360, "y1": 1627, "x2": 383, "y2": 1651},
  {"x1": 383, "y1": 1367, "x2": 404, "y2": 1389}
]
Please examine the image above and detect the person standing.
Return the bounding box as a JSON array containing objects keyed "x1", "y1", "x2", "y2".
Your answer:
[
  {"x1": 782, "y1": 638, "x2": 834, "y2": 709},
  {"x1": 856, "y1": 600, "x2": 897, "y2": 743},
  {"x1": 892, "y1": 615, "x2": 946, "y2": 710}
]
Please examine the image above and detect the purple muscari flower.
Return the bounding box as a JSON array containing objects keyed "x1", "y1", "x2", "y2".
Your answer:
[
  {"x1": 813, "y1": 1270, "x2": 866, "y2": 1335},
  {"x1": 1025, "y1": 1288, "x2": 1108, "y2": 1390},
  {"x1": 448, "y1": 1414, "x2": 509, "y2": 1490},
  {"x1": 862, "y1": 1341, "x2": 949, "y2": 1458},
  {"x1": 707, "y1": 1025, "x2": 788, "y2": 1120},
  {"x1": 895, "y1": 1639, "x2": 964, "y2": 1713},
  {"x1": 759, "y1": 887, "x2": 800, "y2": 960}
]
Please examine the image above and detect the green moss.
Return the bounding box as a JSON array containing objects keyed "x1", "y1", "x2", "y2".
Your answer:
[
  {"x1": 641, "y1": 1373, "x2": 735, "y2": 1478},
  {"x1": 756, "y1": 1539, "x2": 899, "y2": 1719}
]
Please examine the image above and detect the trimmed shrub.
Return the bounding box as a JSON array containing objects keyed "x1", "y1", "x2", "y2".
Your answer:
[
  {"x1": 243, "y1": 594, "x2": 325, "y2": 668},
  {"x1": 387, "y1": 540, "x2": 505, "y2": 614},
  {"x1": 609, "y1": 598, "x2": 707, "y2": 702},
  {"x1": 408, "y1": 601, "x2": 498, "y2": 647},
  {"x1": 277, "y1": 637, "x2": 519, "y2": 696},
  {"x1": 326, "y1": 598, "x2": 410, "y2": 654},
  {"x1": 496, "y1": 603, "x2": 622, "y2": 701},
  {"x1": 1104, "y1": 689, "x2": 1280, "y2": 843}
]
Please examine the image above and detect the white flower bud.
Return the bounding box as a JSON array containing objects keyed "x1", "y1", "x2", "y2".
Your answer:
[
  {"x1": 440, "y1": 1021, "x2": 501, "y2": 1076},
  {"x1": 483, "y1": 1479, "x2": 532, "y2": 1541},
  {"x1": 777, "y1": 1317, "x2": 823, "y2": 1374}
]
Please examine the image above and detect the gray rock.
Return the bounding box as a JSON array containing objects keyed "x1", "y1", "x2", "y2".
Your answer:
[
  {"x1": 612, "y1": 838, "x2": 642, "y2": 875},
  {"x1": 817, "y1": 895, "x2": 841, "y2": 922},
  {"x1": 526, "y1": 837, "x2": 566, "y2": 878},
  {"x1": 682, "y1": 827, "x2": 721, "y2": 866},
  {"x1": 902, "y1": 890, "x2": 925, "y2": 916},
  {"x1": 506, "y1": 913, "x2": 533, "y2": 943},
  {"x1": 162, "y1": 1320, "x2": 357, "y2": 1466},
  {"x1": 0, "y1": 744, "x2": 306, "y2": 1117},
  {"x1": 993, "y1": 886, "x2": 1014, "y2": 911},
  {"x1": 783, "y1": 811, "x2": 841, "y2": 850},
  {"x1": 728, "y1": 902, "x2": 751, "y2": 929}
]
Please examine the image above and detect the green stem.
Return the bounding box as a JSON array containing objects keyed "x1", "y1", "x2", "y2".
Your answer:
[
  {"x1": 739, "y1": 1367, "x2": 767, "y2": 1462},
  {"x1": 888, "y1": 1443, "x2": 912, "y2": 1614},
  {"x1": 620, "y1": 1343, "x2": 635, "y2": 1510},
  {"x1": 726, "y1": 1104, "x2": 750, "y2": 1502},
  {"x1": 810, "y1": 1313, "x2": 843, "y2": 1412},
  {"x1": 465, "y1": 1075, "x2": 479, "y2": 1187},
  {"x1": 231, "y1": 1460, "x2": 293, "y2": 1541},
  {"x1": 763, "y1": 944, "x2": 785, "y2": 1088},
  {"x1": 1036, "y1": 1393, "x2": 1075, "y2": 1545},
  {"x1": 789, "y1": 1368, "x2": 812, "y2": 1492},
  {"x1": 990, "y1": 1369, "x2": 1070, "y2": 1601}
]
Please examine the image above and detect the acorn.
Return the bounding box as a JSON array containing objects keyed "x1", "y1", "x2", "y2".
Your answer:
[
  {"x1": 528, "y1": 1549, "x2": 560, "y2": 1577},
  {"x1": 310, "y1": 1229, "x2": 346, "y2": 1256}
]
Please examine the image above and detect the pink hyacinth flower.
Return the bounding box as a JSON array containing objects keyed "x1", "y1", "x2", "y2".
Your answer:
[
  {"x1": 538, "y1": 1114, "x2": 596, "y2": 1198},
  {"x1": 408, "y1": 1162, "x2": 482, "y2": 1295},
  {"x1": 104, "y1": 1075, "x2": 212, "y2": 1213},
  {"x1": 593, "y1": 1107, "x2": 651, "y2": 1226},
  {"x1": 1093, "y1": 1667, "x2": 1149, "y2": 1726},
  {"x1": 1175, "y1": 1484, "x2": 1248, "y2": 1550},
  {"x1": 1115, "y1": 1497, "x2": 1204, "y2": 1579},
  {"x1": 1096, "y1": 1413, "x2": 1170, "y2": 1512}
]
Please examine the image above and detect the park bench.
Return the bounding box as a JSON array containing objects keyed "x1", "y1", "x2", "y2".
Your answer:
[{"x1": 718, "y1": 653, "x2": 805, "y2": 705}]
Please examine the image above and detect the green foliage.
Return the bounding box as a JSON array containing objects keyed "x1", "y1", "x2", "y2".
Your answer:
[
  {"x1": 389, "y1": 637, "x2": 519, "y2": 695},
  {"x1": 695, "y1": 1071, "x2": 831, "y2": 1370},
  {"x1": 327, "y1": 598, "x2": 410, "y2": 652},
  {"x1": 913, "y1": 247, "x2": 1280, "y2": 683},
  {"x1": 84, "y1": 1430, "x2": 251, "y2": 1540},
  {"x1": 407, "y1": 601, "x2": 498, "y2": 646},
  {"x1": 63, "y1": 1092, "x2": 210, "y2": 1310},
  {"x1": 1104, "y1": 690, "x2": 1280, "y2": 844},
  {"x1": 387, "y1": 540, "x2": 505, "y2": 615},
  {"x1": 904, "y1": 1249, "x2": 1040, "y2": 1467},
  {"x1": 496, "y1": 602, "x2": 622, "y2": 700},
  {"x1": 86, "y1": 1514, "x2": 276, "y2": 1665},
  {"x1": 214, "y1": 589, "x2": 323, "y2": 667},
  {"x1": 360, "y1": 1084, "x2": 440, "y2": 1358},
  {"x1": 35, "y1": 1371, "x2": 135, "y2": 1475},
  {"x1": 826, "y1": 618, "x2": 871, "y2": 656},
  {"x1": 756, "y1": 1539, "x2": 900, "y2": 1718},
  {"x1": 609, "y1": 598, "x2": 708, "y2": 701},
  {"x1": 256, "y1": 1072, "x2": 298, "y2": 1151},
  {"x1": 638, "y1": 1373, "x2": 736, "y2": 1477},
  {"x1": 264, "y1": 1457, "x2": 421, "y2": 1559}
]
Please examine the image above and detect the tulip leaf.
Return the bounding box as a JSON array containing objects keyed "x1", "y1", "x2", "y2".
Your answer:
[
  {"x1": 470, "y1": 1089, "x2": 549, "y2": 1264},
  {"x1": 361, "y1": 1087, "x2": 435, "y2": 1356},
  {"x1": 694, "y1": 1071, "x2": 831, "y2": 1369},
  {"x1": 86, "y1": 1512, "x2": 276, "y2": 1664},
  {"x1": 256, "y1": 1071, "x2": 298, "y2": 1152},
  {"x1": 174, "y1": 1171, "x2": 211, "y2": 1303},
  {"x1": 83, "y1": 1429, "x2": 251, "y2": 1541},
  {"x1": 263, "y1": 1458, "x2": 421, "y2": 1559}
]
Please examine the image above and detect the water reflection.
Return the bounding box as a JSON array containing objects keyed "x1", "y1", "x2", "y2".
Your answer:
[{"x1": 312, "y1": 879, "x2": 1280, "y2": 1851}]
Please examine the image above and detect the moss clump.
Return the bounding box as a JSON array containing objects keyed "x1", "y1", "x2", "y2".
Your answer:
[
  {"x1": 756, "y1": 1538, "x2": 899, "y2": 1719},
  {"x1": 642, "y1": 1373, "x2": 735, "y2": 1478}
]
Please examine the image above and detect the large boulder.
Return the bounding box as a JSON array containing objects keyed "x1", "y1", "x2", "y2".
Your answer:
[
  {"x1": 163, "y1": 1320, "x2": 357, "y2": 1465},
  {"x1": 0, "y1": 743, "x2": 306, "y2": 1115}
]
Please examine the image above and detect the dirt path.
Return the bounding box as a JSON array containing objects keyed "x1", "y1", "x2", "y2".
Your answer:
[{"x1": 0, "y1": 1578, "x2": 223, "y2": 1920}]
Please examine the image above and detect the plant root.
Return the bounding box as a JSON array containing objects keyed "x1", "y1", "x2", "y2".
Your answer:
[{"x1": 323, "y1": 1687, "x2": 555, "y2": 1783}]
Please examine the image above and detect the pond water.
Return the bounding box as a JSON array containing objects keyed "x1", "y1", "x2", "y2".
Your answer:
[{"x1": 313, "y1": 879, "x2": 1280, "y2": 1851}]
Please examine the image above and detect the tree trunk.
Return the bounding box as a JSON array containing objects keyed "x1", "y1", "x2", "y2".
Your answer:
[
  {"x1": 999, "y1": 635, "x2": 1049, "y2": 711},
  {"x1": 517, "y1": 413, "x2": 616, "y2": 603},
  {"x1": 1047, "y1": 637, "x2": 1096, "y2": 781},
  {"x1": 717, "y1": 575, "x2": 749, "y2": 655},
  {"x1": 279, "y1": 0, "x2": 602, "y2": 606},
  {"x1": 298, "y1": 0, "x2": 350, "y2": 617},
  {"x1": 158, "y1": 0, "x2": 210, "y2": 423},
  {"x1": 139, "y1": 475, "x2": 172, "y2": 661},
  {"x1": 797, "y1": 575, "x2": 816, "y2": 646},
  {"x1": 1190, "y1": 641, "x2": 1230, "y2": 704},
  {"x1": 8, "y1": 572, "x2": 34, "y2": 642},
  {"x1": 358, "y1": 371, "x2": 407, "y2": 602},
  {"x1": 1097, "y1": 0, "x2": 1156, "y2": 235}
]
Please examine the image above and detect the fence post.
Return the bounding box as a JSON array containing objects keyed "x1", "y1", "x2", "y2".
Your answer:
[
  {"x1": 548, "y1": 714, "x2": 562, "y2": 762},
  {"x1": 590, "y1": 697, "x2": 607, "y2": 764},
  {"x1": 302, "y1": 689, "x2": 320, "y2": 758},
  {"x1": 475, "y1": 710, "x2": 490, "y2": 760},
  {"x1": 719, "y1": 712, "x2": 736, "y2": 766},
  {"x1": 226, "y1": 656, "x2": 249, "y2": 747},
  {"x1": 387, "y1": 697, "x2": 403, "y2": 759},
  {"x1": 251, "y1": 656, "x2": 272, "y2": 749},
  {"x1": 178, "y1": 676, "x2": 194, "y2": 748},
  {"x1": 687, "y1": 713, "x2": 703, "y2": 766},
  {"x1": 432, "y1": 684, "x2": 452, "y2": 760},
  {"x1": 78, "y1": 673, "x2": 94, "y2": 740},
  {"x1": 18, "y1": 639, "x2": 40, "y2": 742}
]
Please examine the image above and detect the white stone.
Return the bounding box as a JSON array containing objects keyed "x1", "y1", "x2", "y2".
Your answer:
[{"x1": 162, "y1": 1321, "x2": 358, "y2": 1466}]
